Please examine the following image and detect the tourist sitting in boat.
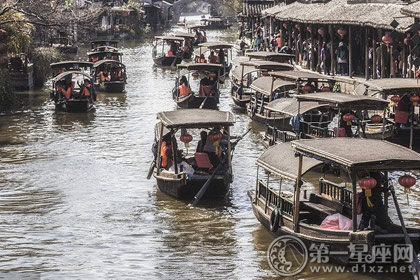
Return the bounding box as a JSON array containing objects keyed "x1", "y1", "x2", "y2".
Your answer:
[
  {"x1": 56, "y1": 80, "x2": 72, "y2": 100},
  {"x1": 199, "y1": 75, "x2": 216, "y2": 97},
  {"x1": 79, "y1": 79, "x2": 93, "y2": 100},
  {"x1": 160, "y1": 136, "x2": 173, "y2": 170},
  {"x1": 178, "y1": 76, "x2": 191, "y2": 97},
  {"x1": 203, "y1": 130, "x2": 221, "y2": 167},
  {"x1": 196, "y1": 131, "x2": 208, "y2": 153},
  {"x1": 208, "y1": 51, "x2": 218, "y2": 64},
  {"x1": 99, "y1": 70, "x2": 111, "y2": 82}
]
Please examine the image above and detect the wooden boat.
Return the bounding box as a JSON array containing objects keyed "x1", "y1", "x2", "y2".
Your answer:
[
  {"x1": 173, "y1": 33, "x2": 196, "y2": 60},
  {"x1": 87, "y1": 50, "x2": 123, "y2": 63},
  {"x1": 90, "y1": 40, "x2": 119, "y2": 52},
  {"x1": 92, "y1": 59, "x2": 126, "y2": 93},
  {"x1": 232, "y1": 61, "x2": 294, "y2": 108},
  {"x1": 249, "y1": 139, "x2": 420, "y2": 265},
  {"x1": 194, "y1": 42, "x2": 234, "y2": 81},
  {"x1": 152, "y1": 36, "x2": 185, "y2": 67},
  {"x1": 364, "y1": 78, "x2": 420, "y2": 150},
  {"x1": 264, "y1": 92, "x2": 391, "y2": 146},
  {"x1": 248, "y1": 70, "x2": 336, "y2": 123},
  {"x1": 187, "y1": 25, "x2": 208, "y2": 46},
  {"x1": 50, "y1": 71, "x2": 95, "y2": 113},
  {"x1": 245, "y1": 51, "x2": 295, "y2": 64},
  {"x1": 200, "y1": 17, "x2": 232, "y2": 30},
  {"x1": 50, "y1": 61, "x2": 93, "y2": 76},
  {"x1": 173, "y1": 63, "x2": 224, "y2": 110},
  {"x1": 153, "y1": 109, "x2": 235, "y2": 200}
]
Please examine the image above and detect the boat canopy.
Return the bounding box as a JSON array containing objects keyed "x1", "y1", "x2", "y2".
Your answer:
[
  {"x1": 50, "y1": 61, "x2": 93, "y2": 70},
  {"x1": 257, "y1": 142, "x2": 322, "y2": 181},
  {"x1": 158, "y1": 109, "x2": 235, "y2": 129},
  {"x1": 87, "y1": 50, "x2": 123, "y2": 57},
  {"x1": 154, "y1": 36, "x2": 185, "y2": 42},
  {"x1": 231, "y1": 65, "x2": 257, "y2": 80},
  {"x1": 93, "y1": 59, "x2": 126, "y2": 68},
  {"x1": 52, "y1": 71, "x2": 93, "y2": 82},
  {"x1": 198, "y1": 42, "x2": 234, "y2": 49},
  {"x1": 265, "y1": 98, "x2": 327, "y2": 116},
  {"x1": 364, "y1": 78, "x2": 420, "y2": 95},
  {"x1": 250, "y1": 77, "x2": 295, "y2": 95},
  {"x1": 269, "y1": 70, "x2": 331, "y2": 81},
  {"x1": 178, "y1": 63, "x2": 225, "y2": 72},
  {"x1": 91, "y1": 40, "x2": 119, "y2": 48},
  {"x1": 240, "y1": 60, "x2": 294, "y2": 71},
  {"x1": 173, "y1": 32, "x2": 195, "y2": 39},
  {"x1": 246, "y1": 51, "x2": 295, "y2": 60},
  {"x1": 296, "y1": 92, "x2": 389, "y2": 110},
  {"x1": 232, "y1": 56, "x2": 250, "y2": 65},
  {"x1": 201, "y1": 18, "x2": 224, "y2": 22},
  {"x1": 292, "y1": 138, "x2": 420, "y2": 171}
]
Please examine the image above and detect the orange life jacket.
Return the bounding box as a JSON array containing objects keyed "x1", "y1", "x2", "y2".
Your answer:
[
  {"x1": 61, "y1": 87, "x2": 71, "y2": 99},
  {"x1": 276, "y1": 37, "x2": 281, "y2": 47},
  {"x1": 161, "y1": 141, "x2": 169, "y2": 168},
  {"x1": 92, "y1": 57, "x2": 99, "y2": 63},
  {"x1": 199, "y1": 58, "x2": 207, "y2": 63},
  {"x1": 100, "y1": 72, "x2": 110, "y2": 82},
  {"x1": 179, "y1": 84, "x2": 189, "y2": 96},
  {"x1": 83, "y1": 85, "x2": 91, "y2": 97}
]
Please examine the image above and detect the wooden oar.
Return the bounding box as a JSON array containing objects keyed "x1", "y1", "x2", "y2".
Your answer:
[
  {"x1": 390, "y1": 184, "x2": 420, "y2": 280},
  {"x1": 187, "y1": 128, "x2": 251, "y2": 207},
  {"x1": 199, "y1": 96, "x2": 208, "y2": 109},
  {"x1": 146, "y1": 159, "x2": 156, "y2": 180}
]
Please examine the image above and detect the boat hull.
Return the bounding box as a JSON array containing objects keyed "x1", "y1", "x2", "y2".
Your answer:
[
  {"x1": 153, "y1": 56, "x2": 183, "y2": 67},
  {"x1": 102, "y1": 81, "x2": 125, "y2": 93},
  {"x1": 156, "y1": 173, "x2": 230, "y2": 200},
  {"x1": 55, "y1": 99, "x2": 94, "y2": 113}
]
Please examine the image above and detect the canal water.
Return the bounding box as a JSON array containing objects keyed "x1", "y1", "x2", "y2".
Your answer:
[{"x1": 0, "y1": 16, "x2": 418, "y2": 279}]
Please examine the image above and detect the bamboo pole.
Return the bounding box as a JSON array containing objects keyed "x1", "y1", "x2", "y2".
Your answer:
[
  {"x1": 329, "y1": 25, "x2": 335, "y2": 76},
  {"x1": 293, "y1": 155, "x2": 303, "y2": 233}
]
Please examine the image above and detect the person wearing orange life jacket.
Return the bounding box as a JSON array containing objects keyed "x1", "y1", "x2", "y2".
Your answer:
[
  {"x1": 178, "y1": 75, "x2": 190, "y2": 97},
  {"x1": 276, "y1": 34, "x2": 282, "y2": 52},
  {"x1": 91, "y1": 56, "x2": 99, "y2": 63},
  {"x1": 80, "y1": 79, "x2": 92, "y2": 98},
  {"x1": 199, "y1": 54, "x2": 207, "y2": 63},
  {"x1": 160, "y1": 139, "x2": 173, "y2": 169},
  {"x1": 99, "y1": 70, "x2": 110, "y2": 82}
]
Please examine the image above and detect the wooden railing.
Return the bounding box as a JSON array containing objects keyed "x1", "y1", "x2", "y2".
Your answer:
[
  {"x1": 319, "y1": 178, "x2": 352, "y2": 207},
  {"x1": 265, "y1": 126, "x2": 297, "y2": 145},
  {"x1": 257, "y1": 180, "x2": 293, "y2": 216}
]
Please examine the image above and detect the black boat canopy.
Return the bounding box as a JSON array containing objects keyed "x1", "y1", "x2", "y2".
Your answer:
[
  {"x1": 240, "y1": 60, "x2": 294, "y2": 71},
  {"x1": 158, "y1": 109, "x2": 235, "y2": 129},
  {"x1": 177, "y1": 63, "x2": 224, "y2": 72},
  {"x1": 154, "y1": 36, "x2": 185, "y2": 42},
  {"x1": 269, "y1": 70, "x2": 332, "y2": 81},
  {"x1": 93, "y1": 59, "x2": 126, "y2": 68},
  {"x1": 292, "y1": 138, "x2": 420, "y2": 171},
  {"x1": 364, "y1": 78, "x2": 420, "y2": 95},
  {"x1": 296, "y1": 92, "x2": 389, "y2": 110},
  {"x1": 246, "y1": 51, "x2": 295, "y2": 60},
  {"x1": 52, "y1": 71, "x2": 93, "y2": 82},
  {"x1": 257, "y1": 142, "x2": 321, "y2": 181},
  {"x1": 265, "y1": 98, "x2": 327, "y2": 116},
  {"x1": 250, "y1": 77, "x2": 295, "y2": 96},
  {"x1": 50, "y1": 61, "x2": 93, "y2": 70}
]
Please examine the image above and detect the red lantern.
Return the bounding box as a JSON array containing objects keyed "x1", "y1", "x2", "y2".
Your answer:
[
  {"x1": 391, "y1": 95, "x2": 400, "y2": 104},
  {"x1": 410, "y1": 95, "x2": 420, "y2": 106},
  {"x1": 283, "y1": 23, "x2": 288, "y2": 29},
  {"x1": 209, "y1": 132, "x2": 222, "y2": 142},
  {"x1": 399, "y1": 174, "x2": 416, "y2": 204},
  {"x1": 321, "y1": 87, "x2": 330, "y2": 92},
  {"x1": 295, "y1": 24, "x2": 301, "y2": 31},
  {"x1": 337, "y1": 28, "x2": 347, "y2": 37},
  {"x1": 306, "y1": 25, "x2": 312, "y2": 33},
  {"x1": 180, "y1": 134, "x2": 193, "y2": 143},
  {"x1": 382, "y1": 33, "x2": 392, "y2": 45},
  {"x1": 404, "y1": 37, "x2": 410, "y2": 46},
  {"x1": 318, "y1": 27, "x2": 325, "y2": 37},
  {"x1": 192, "y1": 72, "x2": 200, "y2": 79},
  {"x1": 370, "y1": 114, "x2": 383, "y2": 123},
  {"x1": 303, "y1": 84, "x2": 312, "y2": 93},
  {"x1": 359, "y1": 177, "x2": 377, "y2": 207},
  {"x1": 342, "y1": 113, "x2": 355, "y2": 125}
]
